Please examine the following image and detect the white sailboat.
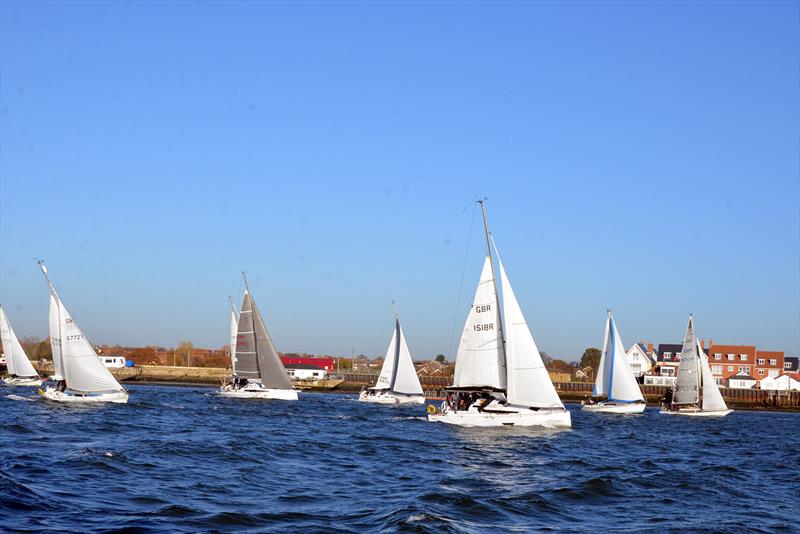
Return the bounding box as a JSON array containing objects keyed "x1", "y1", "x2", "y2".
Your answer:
[
  {"x1": 359, "y1": 308, "x2": 425, "y2": 405},
  {"x1": 428, "y1": 200, "x2": 571, "y2": 428},
  {"x1": 219, "y1": 273, "x2": 298, "y2": 400},
  {"x1": 37, "y1": 261, "x2": 129, "y2": 403},
  {"x1": 661, "y1": 314, "x2": 732, "y2": 417},
  {"x1": 582, "y1": 311, "x2": 646, "y2": 414},
  {"x1": 0, "y1": 306, "x2": 43, "y2": 386}
]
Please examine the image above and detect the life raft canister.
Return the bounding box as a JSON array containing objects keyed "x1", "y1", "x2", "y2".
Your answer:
[{"x1": 426, "y1": 404, "x2": 437, "y2": 415}]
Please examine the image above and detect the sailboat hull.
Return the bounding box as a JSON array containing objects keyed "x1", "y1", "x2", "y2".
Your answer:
[
  {"x1": 428, "y1": 406, "x2": 571, "y2": 428},
  {"x1": 582, "y1": 402, "x2": 646, "y2": 414},
  {"x1": 38, "y1": 387, "x2": 129, "y2": 404},
  {"x1": 218, "y1": 386, "x2": 299, "y2": 400},
  {"x1": 660, "y1": 407, "x2": 732, "y2": 417},
  {"x1": 358, "y1": 390, "x2": 425, "y2": 404},
  {"x1": 3, "y1": 377, "x2": 44, "y2": 387}
]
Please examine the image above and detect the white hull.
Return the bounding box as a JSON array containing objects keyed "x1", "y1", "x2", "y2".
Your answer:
[
  {"x1": 218, "y1": 385, "x2": 298, "y2": 401},
  {"x1": 428, "y1": 405, "x2": 571, "y2": 428},
  {"x1": 38, "y1": 386, "x2": 129, "y2": 404},
  {"x1": 660, "y1": 407, "x2": 732, "y2": 417},
  {"x1": 358, "y1": 390, "x2": 425, "y2": 405},
  {"x1": 3, "y1": 377, "x2": 44, "y2": 387},
  {"x1": 582, "y1": 401, "x2": 646, "y2": 414}
]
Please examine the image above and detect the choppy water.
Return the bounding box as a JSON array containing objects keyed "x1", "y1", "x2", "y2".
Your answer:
[{"x1": 1, "y1": 385, "x2": 798, "y2": 533}]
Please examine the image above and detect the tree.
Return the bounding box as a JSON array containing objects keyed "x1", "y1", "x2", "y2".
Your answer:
[
  {"x1": 435, "y1": 354, "x2": 446, "y2": 363},
  {"x1": 579, "y1": 348, "x2": 602, "y2": 375},
  {"x1": 176, "y1": 341, "x2": 194, "y2": 366},
  {"x1": 540, "y1": 351, "x2": 553, "y2": 366}
]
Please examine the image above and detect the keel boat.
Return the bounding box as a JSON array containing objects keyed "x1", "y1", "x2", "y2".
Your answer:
[
  {"x1": 219, "y1": 273, "x2": 298, "y2": 400},
  {"x1": 428, "y1": 200, "x2": 570, "y2": 428},
  {"x1": 37, "y1": 261, "x2": 129, "y2": 403},
  {"x1": 582, "y1": 311, "x2": 646, "y2": 414},
  {"x1": 660, "y1": 315, "x2": 731, "y2": 417},
  {"x1": 0, "y1": 306, "x2": 43, "y2": 386},
  {"x1": 359, "y1": 309, "x2": 425, "y2": 405}
]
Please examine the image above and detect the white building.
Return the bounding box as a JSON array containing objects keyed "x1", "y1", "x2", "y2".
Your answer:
[
  {"x1": 759, "y1": 374, "x2": 800, "y2": 392},
  {"x1": 100, "y1": 356, "x2": 126, "y2": 368},
  {"x1": 644, "y1": 375, "x2": 677, "y2": 387},
  {"x1": 727, "y1": 372, "x2": 758, "y2": 390},
  {"x1": 625, "y1": 343, "x2": 656, "y2": 377},
  {"x1": 285, "y1": 363, "x2": 327, "y2": 380}
]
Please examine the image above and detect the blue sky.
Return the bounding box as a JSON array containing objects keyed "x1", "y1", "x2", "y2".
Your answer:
[{"x1": 1, "y1": 1, "x2": 798, "y2": 361}]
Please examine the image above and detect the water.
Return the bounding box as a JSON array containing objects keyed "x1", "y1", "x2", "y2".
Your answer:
[{"x1": 1, "y1": 385, "x2": 798, "y2": 533}]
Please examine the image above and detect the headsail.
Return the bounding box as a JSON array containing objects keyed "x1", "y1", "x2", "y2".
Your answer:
[
  {"x1": 391, "y1": 322, "x2": 424, "y2": 395},
  {"x1": 250, "y1": 296, "x2": 293, "y2": 390},
  {"x1": 698, "y1": 340, "x2": 728, "y2": 412},
  {"x1": 594, "y1": 311, "x2": 644, "y2": 403},
  {"x1": 48, "y1": 293, "x2": 64, "y2": 380},
  {"x1": 673, "y1": 315, "x2": 700, "y2": 405},
  {"x1": 375, "y1": 321, "x2": 398, "y2": 390},
  {"x1": 229, "y1": 298, "x2": 239, "y2": 375},
  {"x1": 0, "y1": 307, "x2": 39, "y2": 378},
  {"x1": 496, "y1": 252, "x2": 563, "y2": 408},
  {"x1": 452, "y1": 256, "x2": 506, "y2": 390}
]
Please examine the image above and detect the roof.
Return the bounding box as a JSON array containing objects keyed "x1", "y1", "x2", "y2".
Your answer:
[
  {"x1": 285, "y1": 363, "x2": 325, "y2": 371},
  {"x1": 728, "y1": 374, "x2": 757, "y2": 381},
  {"x1": 656, "y1": 344, "x2": 682, "y2": 362},
  {"x1": 785, "y1": 357, "x2": 799, "y2": 372},
  {"x1": 628, "y1": 343, "x2": 657, "y2": 365}
]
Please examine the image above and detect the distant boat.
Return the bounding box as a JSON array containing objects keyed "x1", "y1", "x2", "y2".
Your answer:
[
  {"x1": 219, "y1": 273, "x2": 298, "y2": 400},
  {"x1": 36, "y1": 261, "x2": 128, "y2": 403},
  {"x1": 428, "y1": 200, "x2": 571, "y2": 428},
  {"x1": 359, "y1": 308, "x2": 425, "y2": 405},
  {"x1": 582, "y1": 311, "x2": 646, "y2": 414},
  {"x1": 660, "y1": 314, "x2": 731, "y2": 417},
  {"x1": 0, "y1": 306, "x2": 43, "y2": 386}
]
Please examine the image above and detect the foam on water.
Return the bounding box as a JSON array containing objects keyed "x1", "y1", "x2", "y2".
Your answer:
[{"x1": 1, "y1": 384, "x2": 798, "y2": 533}]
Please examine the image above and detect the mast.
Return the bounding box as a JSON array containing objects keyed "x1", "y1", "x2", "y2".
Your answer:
[
  {"x1": 388, "y1": 301, "x2": 401, "y2": 392},
  {"x1": 38, "y1": 259, "x2": 65, "y2": 380},
  {"x1": 478, "y1": 199, "x2": 507, "y2": 364}
]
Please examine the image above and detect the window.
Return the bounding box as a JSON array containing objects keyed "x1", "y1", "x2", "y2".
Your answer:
[
  {"x1": 676, "y1": 353, "x2": 682, "y2": 360},
  {"x1": 758, "y1": 359, "x2": 765, "y2": 365},
  {"x1": 740, "y1": 354, "x2": 748, "y2": 361},
  {"x1": 768, "y1": 369, "x2": 779, "y2": 378},
  {"x1": 738, "y1": 366, "x2": 748, "y2": 373},
  {"x1": 727, "y1": 366, "x2": 734, "y2": 372},
  {"x1": 727, "y1": 354, "x2": 735, "y2": 361},
  {"x1": 769, "y1": 359, "x2": 777, "y2": 366},
  {"x1": 714, "y1": 354, "x2": 722, "y2": 360},
  {"x1": 711, "y1": 365, "x2": 723, "y2": 374},
  {"x1": 664, "y1": 352, "x2": 672, "y2": 360},
  {"x1": 785, "y1": 362, "x2": 792, "y2": 369},
  {"x1": 758, "y1": 369, "x2": 765, "y2": 376}
]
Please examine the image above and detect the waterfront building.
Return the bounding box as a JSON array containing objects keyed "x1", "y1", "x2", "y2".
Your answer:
[
  {"x1": 284, "y1": 362, "x2": 327, "y2": 380},
  {"x1": 759, "y1": 373, "x2": 800, "y2": 391},
  {"x1": 782, "y1": 356, "x2": 799, "y2": 380},
  {"x1": 707, "y1": 343, "x2": 756, "y2": 383},
  {"x1": 754, "y1": 350, "x2": 784, "y2": 379},
  {"x1": 643, "y1": 343, "x2": 682, "y2": 386},
  {"x1": 727, "y1": 372, "x2": 758, "y2": 389},
  {"x1": 625, "y1": 342, "x2": 656, "y2": 378}
]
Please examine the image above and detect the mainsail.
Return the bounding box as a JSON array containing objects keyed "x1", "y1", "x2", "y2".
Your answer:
[
  {"x1": 594, "y1": 311, "x2": 644, "y2": 403},
  {"x1": 229, "y1": 298, "x2": 239, "y2": 375},
  {"x1": 496, "y1": 253, "x2": 563, "y2": 409},
  {"x1": 375, "y1": 322, "x2": 398, "y2": 390},
  {"x1": 698, "y1": 340, "x2": 728, "y2": 412},
  {"x1": 452, "y1": 256, "x2": 506, "y2": 389},
  {"x1": 48, "y1": 293, "x2": 64, "y2": 380},
  {"x1": 235, "y1": 290, "x2": 293, "y2": 390},
  {"x1": 673, "y1": 315, "x2": 700, "y2": 405},
  {"x1": 0, "y1": 307, "x2": 39, "y2": 378}
]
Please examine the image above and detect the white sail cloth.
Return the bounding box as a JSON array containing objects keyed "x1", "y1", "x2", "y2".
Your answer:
[
  {"x1": 674, "y1": 315, "x2": 700, "y2": 405},
  {"x1": 50, "y1": 292, "x2": 124, "y2": 393},
  {"x1": 374, "y1": 319, "x2": 423, "y2": 395},
  {"x1": 496, "y1": 254, "x2": 564, "y2": 409},
  {"x1": 49, "y1": 294, "x2": 65, "y2": 380},
  {"x1": 452, "y1": 257, "x2": 506, "y2": 390},
  {"x1": 698, "y1": 341, "x2": 728, "y2": 412},
  {"x1": 594, "y1": 312, "x2": 644, "y2": 403},
  {"x1": 230, "y1": 305, "x2": 239, "y2": 375},
  {"x1": 0, "y1": 307, "x2": 39, "y2": 378}
]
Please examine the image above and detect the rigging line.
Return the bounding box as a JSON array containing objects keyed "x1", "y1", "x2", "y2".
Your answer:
[{"x1": 447, "y1": 200, "x2": 479, "y2": 360}]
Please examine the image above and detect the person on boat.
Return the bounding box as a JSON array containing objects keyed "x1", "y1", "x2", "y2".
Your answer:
[
  {"x1": 56, "y1": 380, "x2": 66, "y2": 392},
  {"x1": 662, "y1": 388, "x2": 674, "y2": 408}
]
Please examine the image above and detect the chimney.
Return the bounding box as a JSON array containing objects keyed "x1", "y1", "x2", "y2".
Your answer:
[
  {"x1": 709, "y1": 337, "x2": 714, "y2": 348},
  {"x1": 700, "y1": 338, "x2": 706, "y2": 350},
  {"x1": 647, "y1": 342, "x2": 654, "y2": 353}
]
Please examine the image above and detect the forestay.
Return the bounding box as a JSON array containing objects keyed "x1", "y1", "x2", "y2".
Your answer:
[
  {"x1": 594, "y1": 312, "x2": 644, "y2": 403},
  {"x1": 54, "y1": 295, "x2": 124, "y2": 393},
  {"x1": 674, "y1": 315, "x2": 700, "y2": 405},
  {"x1": 0, "y1": 307, "x2": 39, "y2": 378},
  {"x1": 496, "y1": 254, "x2": 563, "y2": 408},
  {"x1": 391, "y1": 322, "x2": 424, "y2": 395},
  {"x1": 698, "y1": 340, "x2": 728, "y2": 412},
  {"x1": 452, "y1": 256, "x2": 506, "y2": 390}
]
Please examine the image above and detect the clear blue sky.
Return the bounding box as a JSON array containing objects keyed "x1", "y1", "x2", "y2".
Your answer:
[{"x1": 1, "y1": 1, "x2": 798, "y2": 361}]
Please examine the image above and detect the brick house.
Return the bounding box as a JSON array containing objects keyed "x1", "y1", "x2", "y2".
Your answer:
[
  {"x1": 754, "y1": 350, "x2": 784, "y2": 380},
  {"x1": 707, "y1": 343, "x2": 756, "y2": 383}
]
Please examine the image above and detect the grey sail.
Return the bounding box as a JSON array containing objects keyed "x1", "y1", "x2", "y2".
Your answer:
[
  {"x1": 251, "y1": 296, "x2": 293, "y2": 389},
  {"x1": 234, "y1": 292, "x2": 261, "y2": 379},
  {"x1": 673, "y1": 315, "x2": 700, "y2": 405}
]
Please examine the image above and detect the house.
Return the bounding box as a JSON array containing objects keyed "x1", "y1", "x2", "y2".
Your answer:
[
  {"x1": 707, "y1": 343, "x2": 756, "y2": 382},
  {"x1": 643, "y1": 343, "x2": 682, "y2": 386},
  {"x1": 416, "y1": 361, "x2": 447, "y2": 377},
  {"x1": 759, "y1": 374, "x2": 800, "y2": 392},
  {"x1": 280, "y1": 356, "x2": 335, "y2": 373},
  {"x1": 625, "y1": 342, "x2": 656, "y2": 377},
  {"x1": 754, "y1": 350, "x2": 784, "y2": 380},
  {"x1": 727, "y1": 371, "x2": 758, "y2": 390},
  {"x1": 783, "y1": 356, "x2": 799, "y2": 380},
  {"x1": 284, "y1": 362, "x2": 327, "y2": 380}
]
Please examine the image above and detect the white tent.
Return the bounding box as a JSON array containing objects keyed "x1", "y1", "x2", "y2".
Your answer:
[{"x1": 759, "y1": 374, "x2": 800, "y2": 392}]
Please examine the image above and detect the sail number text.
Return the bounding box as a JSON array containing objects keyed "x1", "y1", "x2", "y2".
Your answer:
[{"x1": 473, "y1": 323, "x2": 494, "y2": 331}]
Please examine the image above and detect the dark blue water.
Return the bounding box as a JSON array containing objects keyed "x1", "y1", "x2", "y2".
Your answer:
[{"x1": 1, "y1": 385, "x2": 798, "y2": 533}]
